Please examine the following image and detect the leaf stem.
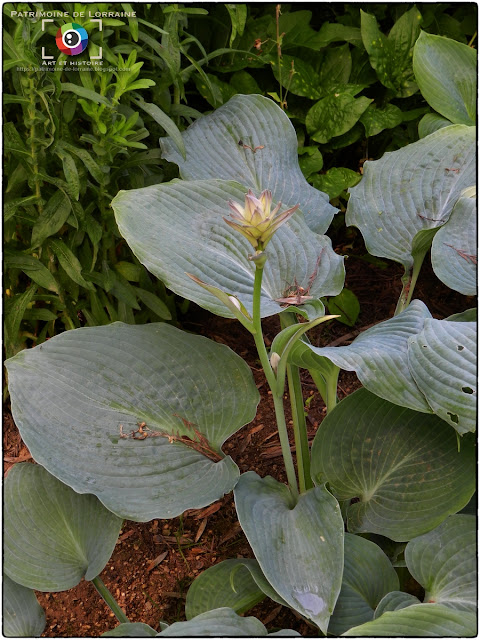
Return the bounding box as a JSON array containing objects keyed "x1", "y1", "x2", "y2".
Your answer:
[
  {"x1": 394, "y1": 253, "x2": 424, "y2": 315},
  {"x1": 280, "y1": 313, "x2": 313, "y2": 493},
  {"x1": 252, "y1": 265, "x2": 299, "y2": 499},
  {"x1": 92, "y1": 576, "x2": 129, "y2": 624},
  {"x1": 309, "y1": 367, "x2": 339, "y2": 414}
]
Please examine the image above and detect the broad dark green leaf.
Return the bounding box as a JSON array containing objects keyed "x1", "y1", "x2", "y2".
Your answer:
[
  {"x1": 159, "y1": 94, "x2": 337, "y2": 233},
  {"x1": 311, "y1": 389, "x2": 475, "y2": 541},
  {"x1": 306, "y1": 93, "x2": 372, "y2": 144},
  {"x1": 326, "y1": 289, "x2": 360, "y2": 327},
  {"x1": 3, "y1": 574, "x2": 46, "y2": 638},
  {"x1": 6, "y1": 323, "x2": 259, "y2": 521},
  {"x1": 4, "y1": 463, "x2": 122, "y2": 591},
  {"x1": 234, "y1": 472, "x2": 344, "y2": 633},
  {"x1": 361, "y1": 7, "x2": 422, "y2": 98},
  {"x1": 328, "y1": 534, "x2": 399, "y2": 635},
  {"x1": 413, "y1": 31, "x2": 476, "y2": 125},
  {"x1": 311, "y1": 168, "x2": 361, "y2": 200},
  {"x1": 405, "y1": 515, "x2": 476, "y2": 611},
  {"x1": 360, "y1": 104, "x2": 404, "y2": 137}
]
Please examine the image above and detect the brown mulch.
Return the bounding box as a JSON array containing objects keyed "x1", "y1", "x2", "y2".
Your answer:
[{"x1": 3, "y1": 236, "x2": 474, "y2": 636}]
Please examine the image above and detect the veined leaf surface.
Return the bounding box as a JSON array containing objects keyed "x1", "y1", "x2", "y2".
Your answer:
[
  {"x1": 3, "y1": 574, "x2": 46, "y2": 638},
  {"x1": 5, "y1": 323, "x2": 259, "y2": 521},
  {"x1": 346, "y1": 125, "x2": 475, "y2": 269},
  {"x1": 310, "y1": 389, "x2": 475, "y2": 541},
  {"x1": 159, "y1": 94, "x2": 337, "y2": 233},
  {"x1": 112, "y1": 179, "x2": 345, "y2": 320}
]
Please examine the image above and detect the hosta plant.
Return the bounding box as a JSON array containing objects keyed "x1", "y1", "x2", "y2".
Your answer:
[{"x1": 5, "y1": 33, "x2": 477, "y2": 638}]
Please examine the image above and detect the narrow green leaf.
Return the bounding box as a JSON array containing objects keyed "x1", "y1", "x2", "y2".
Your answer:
[
  {"x1": 47, "y1": 239, "x2": 96, "y2": 291},
  {"x1": 61, "y1": 82, "x2": 111, "y2": 105},
  {"x1": 4, "y1": 286, "x2": 37, "y2": 357},
  {"x1": 5, "y1": 253, "x2": 59, "y2": 293},
  {"x1": 134, "y1": 287, "x2": 172, "y2": 320},
  {"x1": 31, "y1": 191, "x2": 72, "y2": 248},
  {"x1": 133, "y1": 96, "x2": 186, "y2": 160}
]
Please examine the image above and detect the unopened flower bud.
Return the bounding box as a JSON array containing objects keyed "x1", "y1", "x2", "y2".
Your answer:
[{"x1": 224, "y1": 189, "x2": 299, "y2": 251}]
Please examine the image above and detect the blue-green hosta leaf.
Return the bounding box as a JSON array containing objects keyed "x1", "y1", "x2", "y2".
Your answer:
[
  {"x1": 346, "y1": 125, "x2": 476, "y2": 269},
  {"x1": 374, "y1": 592, "x2": 421, "y2": 618},
  {"x1": 405, "y1": 515, "x2": 476, "y2": 611},
  {"x1": 431, "y1": 192, "x2": 476, "y2": 295},
  {"x1": 3, "y1": 574, "x2": 46, "y2": 638},
  {"x1": 418, "y1": 113, "x2": 452, "y2": 138},
  {"x1": 4, "y1": 463, "x2": 122, "y2": 591},
  {"x1": 343, "y1": 603, "x2": 476, "y2": 636},
  {"x1": 159, "y1": 94, "x2": 336, "y2": 233},
  {"x1": 328, "y1": 534, "x2": 399, "y2": 635},
  {"x1": 407, "y1": 320, "x2": 476, "y2": 434},
  {"x1": 157, "y1": 607, "x2": 267, "y2": 636},
  {"x1": 112, "y1": 179, "x2": 345, "y2": 320},
  {"x1": 102, "y1": 623, "x2": 158, "y2": 637},
  {"x1": 234, "y1": 472, "x2": 344, "y2": 633},
  {"x1": 5, "y1": 323, "x2": 259, "y2": 521},
  {"x1": 289, "y1": 300, "x2": 432, "y2": 413},
  {"x1": 185, "y1": 559, "x2": 266, "y2": 619},
  {"x1": 413, "y1": 31, "x2": 476, "y2": 125},
  {"x1": 310, "y1": 389, "x2": 475, "y2": 541}
]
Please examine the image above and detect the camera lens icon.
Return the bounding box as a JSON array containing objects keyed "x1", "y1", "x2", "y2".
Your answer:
[{"x1": 55, "y1": 23, "x2": 88, "y2": 56}]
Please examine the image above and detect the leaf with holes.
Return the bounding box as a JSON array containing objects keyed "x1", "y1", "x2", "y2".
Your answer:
[
  {"x1": 405, "y1": 514, "x2": 476, "y2": 611},
  {"x1": 346, "y1": 124, "x2": 475, "y2": 270},
  {"x1": 5, "y1": 322, "x2": 259, "y2": 521},
  {"x1": 112, "y1": 179, "x2": 345, "y2": 320},
  {"x1": 234, "y1": 472, "x2": 344, "y2": 633},
  {"x1": 310, "y1": 389, "x2": 475, "y2": 541},
  {"x1": 431, "y1": 191, "x2": 476, "y2": 296},
  {"x1": 159, "y1": 94, "x2": 336, "y2": 233},
  {"x1": 407, "y1": 320, "x2": 476, "y2": 434},
  {"x1": 288, "y1": 300, "x2": 432, "y2": 413},
  {"x1": 4, "y1": 463, "x2": 122, "y2": 591}
]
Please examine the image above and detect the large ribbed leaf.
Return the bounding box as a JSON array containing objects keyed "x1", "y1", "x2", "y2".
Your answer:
[
  {"x1": 102, "y1": 623, "x2": 158, "y2": 637},
  {"x1": 185, "y1": 559, "x2": 266, "y2": 619},
  {"x1": 157, "y1": 608, "x2": 268, "y2": 636},
  {"x1": 405, "y1": 515, "x2": 476, "y2": 611},
  {"x1": 5, "y1": 323, "x2": 259, "y2": 521},
  {"x1": 3, "y1": 574, "x2": 46, "y2": 638},
  {"x1": 343, "y1": 604, "x2": 476, "y2": 636},
  {"x1": 407, "y1": 320, "x2": 476, "y2": 434},
  {"x1": 159, "y1": 94, "x2": 337, "y2": 233},
  {"x1": 431, "y1": 192, "x2": 476, "y2": 295},
  {"x1": 4, "y1": 463, "x2": 122, "y2": 591},
  {"x1": 374, "y1": 592, "x2": 421, "y2": 618},
  {"x1": 112, "y1": 179, "x2": 345, "y2": 320},
  {"x1": 234, "y1": 472, "x2": 344, "y2": 633},
  {"x1": 346, "y1": 125, "x2": 476, "y2": 269},
  {"x1": 413, "y1": 32, "x2": 476, "y2": 125},
  {"x1": 328, "y1": 534, "x2": 399, "y2": 635},
  {"x1": 310, "y1": 389, "x2": 475, "y2": 541},
  {"x1": 289, "y1": 300, "x2": 432, "y2": 412}
]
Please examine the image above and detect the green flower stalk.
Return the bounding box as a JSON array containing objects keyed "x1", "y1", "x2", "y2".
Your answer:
[{"x1": 224, "y1": 189, "x2": 299, "y2": 252}]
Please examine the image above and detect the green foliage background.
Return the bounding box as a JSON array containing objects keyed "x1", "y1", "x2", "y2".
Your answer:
[{"x1": 3, "y1": 2, "x2": 477, "y2": 358}]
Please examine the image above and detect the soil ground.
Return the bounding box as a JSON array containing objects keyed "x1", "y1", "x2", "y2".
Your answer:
[{"x1": 3, "y1": 229, "x2": 474, "y2": 637}]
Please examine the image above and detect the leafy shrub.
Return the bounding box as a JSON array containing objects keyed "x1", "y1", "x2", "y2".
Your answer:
[{"x1": 4, "y1": 7, "x2": 477, "y2": 639}]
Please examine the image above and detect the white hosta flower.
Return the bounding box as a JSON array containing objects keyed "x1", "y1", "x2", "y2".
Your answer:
[{"x1": 224, "y1": 189, "x2": 299, "y2": 250}]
